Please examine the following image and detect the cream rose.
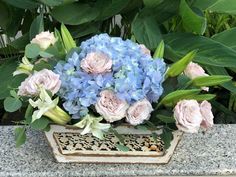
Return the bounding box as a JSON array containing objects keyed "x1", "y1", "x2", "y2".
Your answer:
[
  {"x1": 173, "y1": 100, "x2": 203, "y2": 133},
  {"x1": 126, "y1": 99, "x2": 153, "y2": 126},
  {"x1": 184, "y1": 62, "x2": 209, "y2": 91},
  {"x1": 18, "y1": 69, "x2": 61, "y2": 96},
  {"x1": 200, "y1": 101, "x2": 214, "y2": 129},
  {"x1": 80, "y1": 52, "x2": 112, "y2": 74},
  {"x1": 31, "y1": 31, "x2": 56, "y2": 50},
  {"x1": 139, "y1": 44, "x2": 151, "y2": 56},
  {"x1": 95, "y1": 90, "x2": 129, "y2": 122}
]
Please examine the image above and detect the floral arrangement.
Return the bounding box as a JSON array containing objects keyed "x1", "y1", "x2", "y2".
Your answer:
[{"x1": 5, "y1": 25, "x2": 231, "y2": 148}]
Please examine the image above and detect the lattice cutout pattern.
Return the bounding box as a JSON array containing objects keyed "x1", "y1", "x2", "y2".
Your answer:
[{"x1": 53, "y1": 132, "x2": 165, "y2": 156}]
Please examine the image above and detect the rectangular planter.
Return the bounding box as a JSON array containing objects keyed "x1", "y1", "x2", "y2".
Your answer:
[{"x1": 45, "y1": 125, "x2": 182, "y2": 164}]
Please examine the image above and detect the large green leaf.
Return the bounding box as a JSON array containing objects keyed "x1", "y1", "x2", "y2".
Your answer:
[
  {"x1": 212, "y1": 28, "x2": 236, "y2": 50},
  {"x1": 95, "y1": 0, "x2": 129, "y2": 20},
  {"x1": 0, "y1": 2, "x2": 11, "y2": 30},
  {"x1": 3, "y1": 0, "x2": 39, "y2": 9},
  {"x1": 132, "y1": 12, "x2": 162, "y2": 50},
  {"x1": 39, "y1": 0, "x2": 63, "y2": 6},
  {"x1": 164, "y1": 33, "x2": 236, "y2": 68},
  {"x1": 0, "y1": 60, "x2": 26, "y2": 100},
  {"x1": 29, "y1": 14, "x2": 44, "y2": 40},
  {"x1": 51, "y1": 3, "x2": 99, "y2": 25},
  {"x1": 179, "y1": 0, "x2": 206, "y2": 35},
  {"x1": 193, "y1": 0, "x2": 236, "y2": 14}
]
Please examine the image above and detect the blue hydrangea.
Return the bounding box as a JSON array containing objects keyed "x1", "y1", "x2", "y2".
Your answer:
[{"x1": 54, "y1": 33, "x2": 166, "y2": 118}]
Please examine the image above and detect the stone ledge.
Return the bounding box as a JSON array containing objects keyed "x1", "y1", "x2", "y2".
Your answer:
[{"x1": 0, "y1": 125, "x2": 235, "y2": 177}]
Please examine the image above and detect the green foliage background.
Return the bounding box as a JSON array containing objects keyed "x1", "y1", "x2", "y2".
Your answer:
[{"x1": 0, "y1": 0, "x2": 236, "y2": 124}]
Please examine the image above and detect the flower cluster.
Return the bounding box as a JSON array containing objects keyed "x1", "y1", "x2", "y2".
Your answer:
[{"x1": 54, "y1": 34, "x2": 166, "y2": 124}]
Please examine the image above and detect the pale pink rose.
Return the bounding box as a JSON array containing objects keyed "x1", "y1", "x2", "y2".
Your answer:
[
  {"x1": 139, "y1": 44, "x2": 151, "y2": 56},
  {"x1": 200, "y1": 101, "x2": 214, "y2": 129},
  {"x1": 18, "y1": 69, "x2": 61, "y2": 96},
  {"x1": 184, "y1": 62, "x2": 209, "y2": 91},
  {"x1": 174, "y1": 100, "x2": 203, "y2": 133},
  {"x1": 81, "y1": 52, "x2": 112, "y2": 74},
  {"x1": 126, "y1": 99, "x2": 153, "y2": 126},
  {"x1": 95, "y1": 90, "x2": 129, "y2": 122},
  {"x1": 31, "y1": 31, "x2": 56, "y2": 49}
]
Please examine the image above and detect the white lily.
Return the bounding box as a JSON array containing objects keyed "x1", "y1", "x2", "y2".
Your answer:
[
  {"x1": 74, "y1": 114, "x2": 111, "y2": 139},
  {"x1": 13, "y1": 57, "x2": 34, "y2": 76},
  {"x1": 29, "y1": 87, "x2": 70, "y2": 124}
]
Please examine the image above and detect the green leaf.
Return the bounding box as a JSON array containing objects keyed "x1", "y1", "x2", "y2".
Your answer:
[
  {"x1": 61, "y1": 24, "x2": 76, "y2": 52},
  {"x1": 194, "y1": 0, "x2": 236, "y2": 14},
  {"x1": 184, "y1": 94, "x2": 216, "y2": 101},
  {"x1": 33, "y1": 60, "x2": 52, "y2": 71},
  {"x1": 0, "y1": 60, "x2": 26, "y2": 100},
  {"x1": 25, "y1": 104, "x2": 33, "y2": 124},
  {"x1": 132, "y1": 11, "x2": 162, "y2": 50},
  {"x1": 70, "y1": 22, "x2": 101, "y2": 39},
  {"x1": 153, "y1": 40, "x2": 164, "y2": 58},
  {"x1": 15, "y1": 127, "x2": 26, "y2": 148},
  {"x1": 4, "y1": 97, "x2": 22, "y2": 112},
  {"x1": 110, "y1": 128, "x2": 125, "y2": 144},
  {"x1": 164, "y1": 33, "x2": 236, "y2": 68},
  {"x1": 179, "y1": 0, "x2": 206, "y2": 35},
  {"x1": 191, "y1": 75, "x2": 232, "y2": 87},
  {"x1": 116, "y1": 144, "x2": 130, "y2": 152},
  {"x1": 0, "y1": 1, "x2": 11, "y2": 30},
  {"x1": 159, "y1": 89, "x2": 201, "y2": 107},
  {"x1": 160, "y1": 129, "x2": 173, "y2": 149},
  {"x1": 135, "y1": 125, "x2": 148, "y2": 131},
  {"x1": 25, "y1": 43, "x2": 41, "y2": 58},
  {"x1": 212, "y1": 27, "x2": 236, "y2": 50},
  {"x1": 205, "y1": 66, "x2": 236, "y2": 94},
  {"x1": 40, "y1": 0, "x2": 63, "y2": 6},
  {"x1": 10, "y1": 33, "x2": 30, "y2": 50},
  {"x1": 3, "y1": 0, "x2": 39, "y2": 9},
  {"x1": 167, "y1": 50, "x2": 197, "y2": 77},
  {"x1": 10, "y1": 90, "x2": 18, "y2": 99},
  {"x1": 51, "y1": 3, "x2": 99, "y2": 25},
  {"x1": 39, "y1": 51, "x2": 53, "y2": 58},
  {"x1": 30, "y1": 117, "x2": 50, "y2": 130},
  {"x1": 157, "y1": 114, "x2": 175, "y2": 123},
  {"x1": 95, "y1": 0, "x2": 129, "y2": 20},
  {"x1": 29, "y1": 14, "x2": 44, "y2": 40},
  {"x1": 143, "y1": 0, "x2": 163, "y2": 7}
]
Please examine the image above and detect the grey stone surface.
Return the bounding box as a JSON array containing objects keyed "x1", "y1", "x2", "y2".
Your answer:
[{"x1": 0, "y1": 125, "x2": 235, "y2": 177}]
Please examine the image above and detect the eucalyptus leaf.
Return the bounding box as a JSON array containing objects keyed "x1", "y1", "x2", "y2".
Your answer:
[
  {"x1": 4, "y1": 97, "x2": 22, "y2": 112},
  {"x1": 25, "y1": 43, "x2": 41, "y2": 58}
]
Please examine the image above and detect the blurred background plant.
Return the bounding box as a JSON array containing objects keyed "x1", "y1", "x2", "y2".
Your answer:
[{"x1": 0, "y1": 0, "x2": 235, "y2": 124}]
